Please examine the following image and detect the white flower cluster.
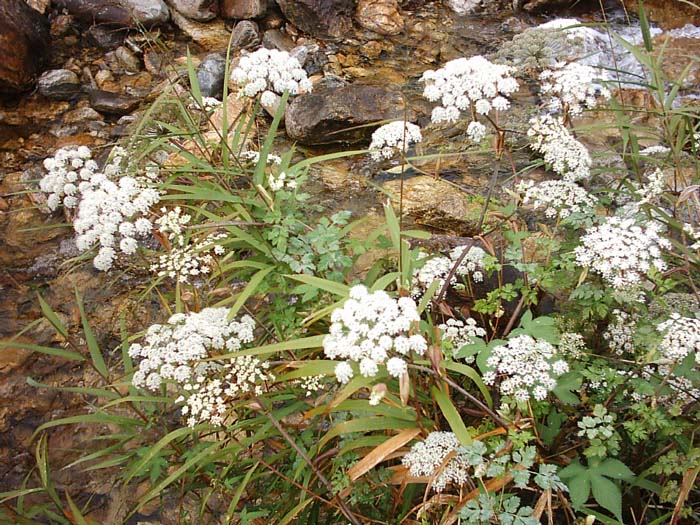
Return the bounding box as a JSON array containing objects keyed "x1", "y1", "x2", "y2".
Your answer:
[
  {"x1": 239, "y1": 150, "x2": 283, "y2": 165},
  {"x1": 412, "y1": 245, "x2": 487, "y2": 298},
  {"x1": 230, "y1": 48, "x2": 312, "y2": 98},
  {"x1": 657, "y1": 313, "x2": 700, "y2": 364},
  {"x1": 517, "y1": 179, "x2": 597, "y2": 219},
  {"x1": 684, "y1": 223, "x2": 700, "y2": 251},
  {"x1": 368, "y1": 121, "x2": 423, "y2": 161},
  {"x1": 527, "y1": 115, "x2": 592, "y2": 181},
  {"x1": 178, "y1": 356, "x2": 273, "y2": 427},
  {"x1": 420, "y1": 55, "x2": 518, "y2": 134},
  {"x1": 74, "y1": 155, "x2": 161, "y2": 271},
  {"x1": 540, "y1": 62, "x2": 611, "y2": 117},
  {"x1": 151, "y1": 207, "x2": 226, "y2": 283},
  {"x1": 323, "y1": 285, "x2": 427, "y2": 383},
  {"x1": 483, "y1": 335, "x2": 569, "y2": 402},
  {"x1": 558, "y1": 332, "x2": 586, "y2": 359},
  {"x1": 40, "y1": 146, "x2": 98, "y2": 210},
  {"x1": 604, "y1": 309, "x2": 636, "y2": 355},
  {"x1": 402, "y1": 432, "x2": 470, "y2": 492},
  {"x1": 128, "y1": 308, "x2": 256, "y2": 391},
  {"x1": 574, "y1": 217, "x2": 671, "y2": 290},
  {"x1": 268, "y1": 171, "x2": 298, "y2": 192},
  {"x1": 439, "y1": 318, "x2": 486, "y2": 360}
]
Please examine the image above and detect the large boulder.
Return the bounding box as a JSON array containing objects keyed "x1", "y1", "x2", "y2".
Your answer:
[
  {"x1": 275, "y1": 0, "x2": 354, "y2": 38},
  {"x1": 285, "y1": 84, "x2": 407, "y2": 145},
  {"x1": 170, "y1": 9, "x2": 233, "y2": 49},
  {"x1": 53, "y1": 0, "x2": 170, "y2": 27},
  {"x1": 221, "y1": 0, "x2": 269, "y2": 19},
  {"x1": 0, "y1": 0, "x2": 50, "y2": 94},
  {"x1": 166, "y1": 0, "x2": 218, "y2": 21}
]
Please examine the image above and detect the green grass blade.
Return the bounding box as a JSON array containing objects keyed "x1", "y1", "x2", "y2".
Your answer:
[
  {"x1": 432, "y1": 386, "x2": 472, "y2": 445},
  {"x1": 75, "y1": 287, "x2": 108, "y2": 379}
]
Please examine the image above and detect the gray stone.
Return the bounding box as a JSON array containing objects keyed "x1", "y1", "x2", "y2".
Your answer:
[
  {"x1": 261, "y1": 29, "x2": 294, "y2": 51},
  {"x1": 63, "y1": 106, "x2": 104, "y2": 124},
  {"x1": 230, "y1": 20, "x2": 261, "y2": 49},
  {"x1": 115, "y1": 46, "x2": 142, "y2": 73},
  {"x1": 275, "y1": 0, "x2": 353, "y2": 39},
  {"x1": 166, "y1": 0, "x2": 218, "y2": 21},
  {"x1": 0, "y1": 0, "x2": 50, "y2": 94},
  {"x1": 89, "y1": 89, "x2": 142, "y2": 115},
  {"x1": 37, "y1": 69, "x2": 81, "y2": 100},
  {"x1": 285, "y1": 84, "x2": 407, "y2": 145},
  {"x1": 221, "y1": 0, "x2": 268, "y2": 19},
  {"x1": 196, "y1": 53, "x2": 226, "y2": 98},
  {"x1": 86, "y1": 26, "x2": 126, "y2": 49},
  {"x1": 53, "y1": 0, "x2": 170, "y2": 27}
]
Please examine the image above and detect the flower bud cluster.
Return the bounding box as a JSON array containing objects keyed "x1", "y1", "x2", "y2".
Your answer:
[
  {"x1": 368, "y1": 121, "x2": 423, "y2": 161},
  {"x1": 323, "y1": 285, "x2": 427, "y2": 383},
  {"x1": 239, "y1": 150, "x2": 283, "y2": 166},
  {"x1": 657, "y1": 313, "x2": 700, "y2": 364},
  {"x1": 230, "y1": 48, "x2": 312, "y2": 98},
  {"x1": 517, "y1": 179, "x2": 597, "y2": 219},
  {"x1": 574, "y1": 217, "x2": 671, "y2": 290},
  {"x1": 402, "y1": 431, "x2": 471, "y2": 492},
  {"x1": 540, "y1": 62, "x2": 611, "y2": 117},
  {"x1": 40, "y1": 146, "x2": 98, "y2": 210},
  {"x1": 178, "y1": 356, "x2": 273, "y2": 427},
  {"x1": 151, "y1": 207, "x2": 226, "y2": 283},
  {"x1": 412, "y1": 245, "x2": 487, "y2": 299},
  {"x1": 604, "y1": 309, "x2": 636, "y2": 355},
  {"x1": 421, "y1": 55, "x2": 518, "y2": 133},
  {"x1": 483, "y1": 335, "x2": 569, "y2": 402},
  {"x1": 129, "y1": 308, "x2": 256, "y2": 392},
  {"x1": 527, "y1": 115, "x2": 591, "y2": 181}
]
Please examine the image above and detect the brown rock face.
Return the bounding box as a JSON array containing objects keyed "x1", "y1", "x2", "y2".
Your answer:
[
  {"x1": 222, "y1": 0, "x2": 269, "y2": 19},
  {"x1": 0, "y1": 0, "x2": 50, "y2": 94},
  {"x1": 276, "y1": 0, "x2": 354, "y2": 38},
  {"x1": 623, "y1": 0, "x2": 700, "y2": 29},
  {"x1": 356, "y1": 0, "x2": 404, "y2": 36},
  {"x1": 285, "y1": 84, "x2": 406, "y2": 144}
]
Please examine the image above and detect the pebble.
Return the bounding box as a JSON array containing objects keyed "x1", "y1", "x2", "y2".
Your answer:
[{"x1": 37, "y1": 69, "x2": 81, "y2": 100}]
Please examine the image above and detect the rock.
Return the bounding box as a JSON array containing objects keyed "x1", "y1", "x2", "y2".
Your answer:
[
  {"x1": 275, "y1": 0, "x2": 354, "y2": 39},
  {"x1": 285, "y1": 84, "x2": 406, "y2": 144},
  {"x1": 356, "y1": 0, "x2": 403, "y2": 36},
  {"x1": 221, "y1": 0, "x2": 268, "y2": 19},
  {"x1": 53, "y1": 0, "x2": 170, "y2": 28},
  {"x1": 86, "y1": 26, "x2": 126, "y2": 49},
  {"x1": 167, "y1": 0, "x2": 218, "y2": 21},
  {"x1": 25, "y1": 0, "x2": 51, "y2": 13},
  {"x1": 63, "y1": 106, "x2": 104, "y2": 124},
  {"x1": 381, "y1": 176, "x2": 483, "y2": 235},
  {"x1": 231, "y1": 20, "x2": 262, "y2": 49},
  {"x1": 0, "y1": 0, "x2": 50, "y2": 94},
  {"x1": 196, "y1": 54, "x2": 226, "y2": 98},
  {"x1": 115, "y1": 46, "x2": 142, "y2": 73},
  {"x1": 622, "y1": 0, "x2": 700, "y2": 29},
  {"x1": 262, "y1": 28, "x2": 295, "y2": 51},
  {"x1": 37, "y1": 69, "x2": 81, "y2": 100},
  {"x1": 89, "y1": 89, "x2": 142, "y2": 115},
  {"x1": 444, "y1": 0, "x2": 480, "y2": 14},
  {"x1": 170, "y1": 9, "x2": 233, "y2": 49}
]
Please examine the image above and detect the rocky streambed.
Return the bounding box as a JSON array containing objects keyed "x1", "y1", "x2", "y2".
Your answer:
[{"x1": 1, "y1": 0, "x2": 700, "y2": 520}]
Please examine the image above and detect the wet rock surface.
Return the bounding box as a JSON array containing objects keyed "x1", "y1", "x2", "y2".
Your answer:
[
  {"x1": 286, "y1": 84, "x2": 407, "y2": 144},
  {"x1": 276, "y1": 0, "x2": 355, "y2": 38},
  {"x1": 0, "y1": 0, "x2": 51, "y2": 94},
  {"x1": 89, "y1": 89, "x2": 142, "y2": 115}
]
